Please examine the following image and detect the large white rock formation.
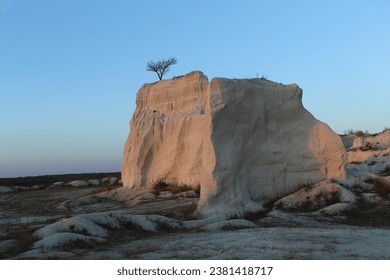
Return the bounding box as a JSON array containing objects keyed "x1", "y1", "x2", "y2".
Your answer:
[{"x1": 122, "y1": 71, "x2": 347, "y2": 217}]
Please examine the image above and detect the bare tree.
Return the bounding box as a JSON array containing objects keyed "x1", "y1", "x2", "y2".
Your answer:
[{"x1": 146, "y1": 57, "x2": 177, "y2": 80}]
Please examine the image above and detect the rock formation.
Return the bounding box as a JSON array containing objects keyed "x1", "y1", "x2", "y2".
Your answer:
[
  {"x1": 122, "y1": 71, "x2": 347, "y2": 217},
  {"x1": 342, "y1": 129, "x2": 390, "y2": 163}
]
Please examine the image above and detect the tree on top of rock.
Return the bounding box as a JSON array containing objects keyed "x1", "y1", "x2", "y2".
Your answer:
[{"x1": 146, "y1": 57, "x2": 177, "y2": 81}]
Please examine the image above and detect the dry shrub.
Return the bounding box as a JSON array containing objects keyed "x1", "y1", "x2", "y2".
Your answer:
[
  {"x1": 354, "y1": 130, "x2": 365, "y2": 137},
  {"x1": 3, "y1": 220, "x2": 38, "y2": 257},
  {"x1": 152, "y1": 179, "x2": 200, "y2": 194},
  {"x1": 364, "y1": 177, "x2": 390, "y2": 197},
  {"x1": 360, "y1": 142, "x2": 379, "y2": 151}
]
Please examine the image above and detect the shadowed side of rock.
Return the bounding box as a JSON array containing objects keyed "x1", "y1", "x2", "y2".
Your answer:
[{"x1": 197, "y1": 77, "x2": 346, "y2": 216}]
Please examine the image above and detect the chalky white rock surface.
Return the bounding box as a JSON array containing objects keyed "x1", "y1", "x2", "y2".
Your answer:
[{"x1": 122, "y1": 71, "x2": 347, "y2": 216}]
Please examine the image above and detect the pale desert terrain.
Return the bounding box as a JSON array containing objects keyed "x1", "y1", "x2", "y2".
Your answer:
[{"x1": 1, "y1": 131, "x2": 390, "y2": 260}]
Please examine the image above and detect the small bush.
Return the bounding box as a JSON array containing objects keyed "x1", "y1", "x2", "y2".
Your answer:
[{"x1": 354, "y1": 130, "x2": 365, "y2": 137}]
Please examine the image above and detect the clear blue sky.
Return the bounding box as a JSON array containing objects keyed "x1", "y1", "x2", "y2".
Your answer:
[{"x1": 1, "y1": 0, "x2": 389, "y2": 178}]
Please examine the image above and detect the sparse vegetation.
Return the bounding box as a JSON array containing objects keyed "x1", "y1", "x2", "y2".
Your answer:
[
  {"x1": 346, "y1": 129, "x2": 372, "y2": 137},
  {"x1": 152, "y1": 179, "x2": 200, "y2": 195},
  {"x1": 146, "y1": 57, "x2": 177, "y2": 81},
  {"x1": 346, "y1": 128, "x2": 389, "y2": 138},
  {"x1": 364, "y1": 177, "x2": 390, "y2": 197},
  {"x1": 273, "y1": 181, "x2": 342, "y2": 212},
  {"x1": 0, "y1": 219, "x2": 38, "y2": 258},
  {"x1": 343, "y1": 196, "x2": 390, "y2": 227},
  {"x1": 262, "y1": 181, "x2": 317, "y2": 211},
  {"x1": 360, "y1": 142, "x2": 380, "y2": 151}
]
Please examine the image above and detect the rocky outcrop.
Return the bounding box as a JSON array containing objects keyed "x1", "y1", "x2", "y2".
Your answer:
[
  {"x1": 121, "y1": 71, "x2": 208, "y2": 189},
  {"x1": 351, "y1": 129, "x2": 390, "y2": 150},
  {"x1": 342, "y1": 129, "x2": 390, "y2": 163},
  {"x1": 122, "y1": 71, "x2": 347, "y2": 217}
]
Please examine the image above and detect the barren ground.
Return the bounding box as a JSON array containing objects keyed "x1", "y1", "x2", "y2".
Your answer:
[{"x1": 1, "y1": 176, "x2": 390, "y2": 259}]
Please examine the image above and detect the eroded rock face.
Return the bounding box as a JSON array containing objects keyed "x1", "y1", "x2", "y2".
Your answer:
[
  {"x1": 121, "y1": 71, "x2": 208, "y2": 190},
  {"x1": 122, "y1": 71, "x2": 347, "y2": 217}
]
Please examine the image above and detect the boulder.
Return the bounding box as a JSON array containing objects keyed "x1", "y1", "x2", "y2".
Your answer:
[
  {"x1": 66, "y1": 180, "x2": 88, "y2": 187},
  {"x1": 273, "y1": 181, "x2": 355, "y2": 212},
  {"x1": 87, "y1": 179, "x2": 100, "y2": 186},
  {"x1": 0, "y1": 186, "x2": 15, "y2": 193},
  {"x1": 101, "y1": 177, "x2": 118, "y2": 186},
  {"x1": 52, "y1": 181, "x2": 64, "y2": 188},
  {"x1": 122, "y1": 71, "x2": 347, "y2": 217}
]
